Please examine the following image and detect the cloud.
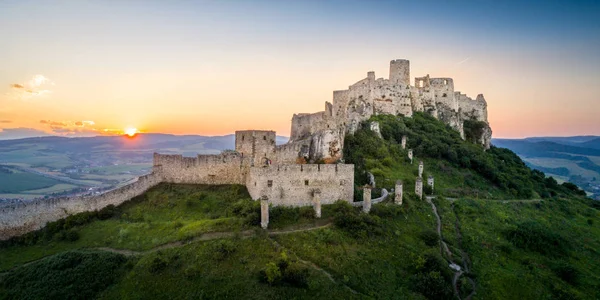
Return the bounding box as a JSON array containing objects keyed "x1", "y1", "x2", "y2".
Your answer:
[
  {"x1": 39, "y1": 119, "x2": 102, "y2": 137},
  {"x1": 74, "y1": 120, "x2": 95, "y2": 127},
  {"x1": 8, "y1": 75, "x2": 53, "y2": 99},
  {"x1": 0, "y1": 120, "x2": 12, "y2": 124},
  {"x1": 40, "y1": 120, "x2": 67, "y2": 127},
  {"x1": 0, "y1": 128, "x2": 50, "y2": 140}
]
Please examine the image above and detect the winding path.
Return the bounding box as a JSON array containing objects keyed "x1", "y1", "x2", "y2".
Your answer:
[
  {"x1": 0, "y1": 222, "x2": 335, "y2": 275},
  {"x1": 425, "y1": 197, "x2": 476, "y2": 300}
]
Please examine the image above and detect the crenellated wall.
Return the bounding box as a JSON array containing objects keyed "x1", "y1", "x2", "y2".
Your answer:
[
  {"x1": 246, "y1": 164, "x2": 354, "y2": 207},
  {"x1": 0, "y1": 172, "x2": 163, "y2": 240}
]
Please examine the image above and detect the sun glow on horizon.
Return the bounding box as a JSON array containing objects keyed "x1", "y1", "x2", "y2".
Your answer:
[{"x1": 124, "y1": 127, "x2": 138, "y2": 137}]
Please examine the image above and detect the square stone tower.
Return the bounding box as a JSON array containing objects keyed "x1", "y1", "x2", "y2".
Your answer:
[
  {"x1": 389, "y1": 59, "x2": 410, "y2": 86},
  {"x1": 235, "y1": 130, "x2": 276, "y2": 166}
]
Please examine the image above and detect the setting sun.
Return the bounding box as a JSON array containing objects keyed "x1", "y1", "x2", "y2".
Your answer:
[{"x1": 124, "y1": 127, "x2": 138, "y2": 137}]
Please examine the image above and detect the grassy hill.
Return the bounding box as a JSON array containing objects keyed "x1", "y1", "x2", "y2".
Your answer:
[{"x1": 1, "y1": 113, "x2": 599, "y2": 299}]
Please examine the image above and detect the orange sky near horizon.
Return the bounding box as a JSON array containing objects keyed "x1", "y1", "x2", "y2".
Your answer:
[{"x1": 1, "y1": 1, "x2": 598, "y2": 139}]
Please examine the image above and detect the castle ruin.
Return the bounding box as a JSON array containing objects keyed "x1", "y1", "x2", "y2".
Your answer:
[
  {"x1": 282, "y1": 59, "x2": 491, "y2": 163},
  {"x1": 0, "y1": 58, "x2": 490, "y2": 239}
]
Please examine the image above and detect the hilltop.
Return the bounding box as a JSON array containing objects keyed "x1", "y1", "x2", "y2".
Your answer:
[{"x1": 1, "y1": 113, "x2": 599, "y2": 299}]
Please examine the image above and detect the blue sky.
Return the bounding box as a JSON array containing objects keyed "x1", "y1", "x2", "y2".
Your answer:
[{"x1": 0, "y1": 0, "x2": 598, "y2": 138}]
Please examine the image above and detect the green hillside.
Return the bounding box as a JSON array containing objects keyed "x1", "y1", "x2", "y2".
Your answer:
[{"x1": 1, "y1": 113, "x2": 599, "y2": 299}]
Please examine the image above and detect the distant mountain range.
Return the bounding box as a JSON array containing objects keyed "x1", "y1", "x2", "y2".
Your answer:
[
  {"x1": 492, "y1": 136, "x2": 600, "y2": 199},
  {"x1": 0, "y1": 133, "x2": 290, "y2": 157}
]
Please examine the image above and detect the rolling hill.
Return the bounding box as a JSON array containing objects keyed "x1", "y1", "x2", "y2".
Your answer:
[{"x1": 1, "y1": 113, "x2": 598, "y2": 299}]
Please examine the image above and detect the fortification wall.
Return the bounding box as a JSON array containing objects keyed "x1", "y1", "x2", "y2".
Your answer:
[
  {"x1": 275, "y1": 140, "x2": 310, "y2": 164},
  {"x1": 289, "y1": 111, "x2": 335, "y2": 142},
  {"x1": 246, "y1": 164, "x2": 354, "y2": 207},
  {"x1": 430, "y1": 78, "x2": 457, "y2": 111},
  {"x1": 0, "y1": 172, "x2": 163, "y2": 240},
  {"x1": 457, "y1": 93, "x2": 487, "y2": 122},
  {"x1": 154, "y1": 153, "x2": 249, "y2": 184},
  {"x1": 235, "y1": 130, "x2": 276, "y2": 166}
]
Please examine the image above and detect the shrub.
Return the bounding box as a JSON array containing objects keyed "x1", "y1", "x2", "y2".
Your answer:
[
  {"x1": 149, "y1": 256, "x2": 168, "y2": 274},
  {"x1": 505, "y1": 221, "x2": 568, "y2": 256},
  {"x1": 283, "y1": 262, "x2": 310, "y2": 288},
  {"x1": 370, "y1": 204, "x2": 403, "y2": 218},
  {"x1": 419, "y1": 229, "x2": 439, "y2": 247},
  {"x1": 262, "y1": 262, "x2": 282, "y2": 285},
  {"x1": 410, "y1": 271, "x2": 453, "y2": 299},
  {"x1": 331, "y1": 201, "x2": 383, "y2": 238},
  {"x1": 229, "y1": 199, "x2": 260, "y2": 226},
  {"x1": 299, "y1": 206, "x2": 315, "y2": 219},
  {"x1": 259, "y1": 252, "x2": 310, "y2": 288},
  {"x1": 551, "y1": 262, "x2": 580, "y2": 285},
  {"x1": 210, "y1": 240, "x2": 237, "y2": 261},
  {"x1": 98, "y1": 204, "x2": 119, "y2": 220},
  {"x1": 0, "y1": 251, "x2": 127, "y2": 300}
]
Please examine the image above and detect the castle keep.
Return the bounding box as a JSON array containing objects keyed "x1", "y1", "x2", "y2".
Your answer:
[{"x1": 0, "y1": 58, "x2": 490, "y2": 240}]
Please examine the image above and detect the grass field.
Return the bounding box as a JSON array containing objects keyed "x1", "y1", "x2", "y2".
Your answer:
[
  {"x1": 84, "y1": 164, "x2": 152, "y2": 175},
  {"x1": 1, "y1": 182, "x2": 599, "y2": 299},
  {"x1": 0, "y1": 171, "x2": 63, "y2": 193},
  {"x1": 21, "y1": 184, "x2": 79, "y2": 195}
]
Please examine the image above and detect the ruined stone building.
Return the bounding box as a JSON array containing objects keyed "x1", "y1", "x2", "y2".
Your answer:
[{"x1": 281, "y1": 59, "x2": 492, "y2": 163}]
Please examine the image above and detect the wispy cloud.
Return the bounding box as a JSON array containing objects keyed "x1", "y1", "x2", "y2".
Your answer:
[
  {"x1": 0, "y1": 120, "x2": 12, "y2": 124},
  {"x1": 8, "y1": 75, "x2": 54, "y2": 99},
  {"x1": 456, "y1": 57, "x2": 470, "y2": 65},
  {"x1": 74, "y1": 120, "x2": 95, "y2": 127},
  {"x1": 39, "y1": 119, "x2": 99, "y2": 136},
  {"x1": 38, "y1": 119, "x2": 128, "y2": 136}
]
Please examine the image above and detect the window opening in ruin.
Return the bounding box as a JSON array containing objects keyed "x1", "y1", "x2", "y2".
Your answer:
[
  {"x1": 305, "y1": 180, "x2": 309, "y2": 186},
  {"x1": 340, "y1": 180, "x2": 344, "y2": 185},
  {"x1": 267, "y1": 180, "x2": 273, "y2": 187},
  {"x1": 442, "y1": 93, "x2": 447, "y2": 97},
  {"x1": 263, "y1": 136, "x2": 266, "y2": 140},
  {"x1": 242, "y1": 136, "x2": 245, "y2": 141},
  {"x1": 444, "y1": 80, "x2": 448, "y2": 85}
]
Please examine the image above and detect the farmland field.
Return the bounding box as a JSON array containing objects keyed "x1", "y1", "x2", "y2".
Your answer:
[{"x1": 0, "y1": 170, "x2": 63, "y2": 193}]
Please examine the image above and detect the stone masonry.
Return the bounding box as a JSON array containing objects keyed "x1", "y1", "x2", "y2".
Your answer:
[{"x1": 282, "y1": 59, "x2": 492, "y2": 163}]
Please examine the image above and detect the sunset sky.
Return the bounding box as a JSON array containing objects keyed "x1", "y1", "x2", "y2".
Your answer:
[{"x1": 0, "y1": 0, "x2": 599, "y2": 139}]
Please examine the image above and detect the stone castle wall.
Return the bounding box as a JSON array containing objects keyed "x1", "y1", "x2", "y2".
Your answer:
[
  {"x1": 0, "y1": 172, "x2": 163, "y2": 240},
  {"x1": 246, "y1": 164, "x2": 354, "y2": 207},
  {"x1": 153, "y1": 153, "x2": 249, "y2": 185},
  {"x1": 235, "y1": 130, "x2": 276, "y2": 166},
  {"x1": 275, "y1": 141, "x2": 310, "y2": 164}
]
